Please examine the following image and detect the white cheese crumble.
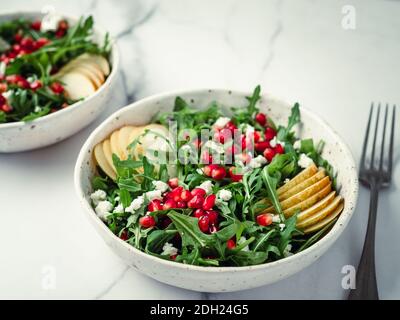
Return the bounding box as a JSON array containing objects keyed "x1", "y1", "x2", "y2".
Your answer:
[
  {"x1": 283, "y1": 244, "x2": 293, "y2": 257},
  {"x1": 270, "y1": 136, "x2": 285, "y2": 148},
  {"x1": 0, "y1": 62, "x2": 6, "y2": 75},
  {"x1": 284, "y1": 178, "x2": 290, "y2": 184},
  {"x1": 161, "y1": 242, "x2": 178, "y2": 256},
  {"x1": 90, "y1": 189, "x2": 107, "y2": 206},
  {"x1": 196, "y1": 168, "x2": 204, "y2": 175},
  {"x1": 293, "y1": 140, "x2": 301, "y2": 150},
  {"x1": 298, "y1": 153, "x2": 314, "y2": 169},
  {"x1": 238, "y1": 237, "x2": 250, "y2": 252},
  {"x1": 272, "y1": 215, "x2": 281, "y2": 223},
  {"x1": 95, "y1": 200, "x2": 113, "y2": 221},
  {"x1": 198, "y1": 180, "x2": 213, "y2": 194},
  {"x1": 2, "y1": 90, "x2": 13, "y2": 100},
  {"x1": 125, "y1": 196, "x2": 144, "y2": 213},
  {"x1": 214, "y1": 117, "x2": 231, "y2": 129},
  {"x1": 248, "y1": 155, "x2": 267, "y2": 169},
  {"x1": 145, "y1": 190, "x2": 163, "y2": 201},
  {"x1": 217, "y1": 189, "x2": 232, "y2": 201},
  {"x1": 34, "y1": 106, "x2": 42, "y2": 113},
  {"x1": 152, "y1": 180, "x2": 169, "y2": 193},
  {"x1": 203, "y1": 140, "x2": 224, "y2": 154},
  {"x1": 40, "y1": 13, "x2": 63, "y2": 32},
  {"x1": 279, "y1": 223, "x2": 286, "y2": 231},
  {"x1": 113, "y1": 204, "x2": 124, "y2": 214}
]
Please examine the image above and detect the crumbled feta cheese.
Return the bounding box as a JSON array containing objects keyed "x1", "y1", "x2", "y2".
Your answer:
[
  {"x1": 214, "y1": 117, "x2": 231, "y2": 129},
  {"x1": 40, "y1": 13, "x2": 63, "y2": 32},
  {"x1": 95, "y1": 201, "x2": 113, "y2": 221},
  {"x1": 218, "y1": 189, "x2": 232, "y2": 201},
  {"x1": 245, "y1": 124, "x2": 255, "y2": 135},
  {"x1": 2, "y1": 90, "x2": 13, "y2": 100},
  {"x1": 34, "y1": 106, "x2": 42, "y2": 113},
  {"x1": 125, "y1": 196, "x2": 144, "y2": 213},
  {"x1": 198, "y1": 180, "x2": 213, "y2": 194},
  {"x1": 298, "y1": 153, "x2": 314, "y2": 169},
  {"x1": 161, "y1": 242, "x2": 178, "y2": 256},
  {"x1": 279, "y1": 223, "x2": 286, "y2": 231},
  {"x1": 0, "y1": 62, "x2": 6, "y2": 75},
  {"x1": 196, "y1": 168, "x2": 204, "y2": 175},
  {"x1": 203, "y1": 140, "x2": 224, "y2": 154},
  {"x1": 145, "y1": 190, "x2": 163, "y2": 201},
  {"x1": 26, "y1": 77, "x2": 34, "y2": 83},
  {"x1": 284, "y1": 178, "x2": 290, "y2": 184},
  {"x1": 238, "y1": 237, "x2": 250, "y2": 252},
  {"x1": 113, "y1": 204, "x2": 124, "y2": 214},
  {"x1": 283, "y1": 244, "x2": 293, "y2": 257},
  {"x1": 90, "y1": 189, "x2": 107, "y2": 205},
  {"x1": 152, "y1": 180, "x2": 169, "y2": 193},
  {"x1": 272, "y1": 215, "x2": 281, "y2": 223},
  {"x1": 248, "y1": 155, "x2": 267, "y2": 169},
  {"x1": 115, "y1": 196, "x2": 120, "y2": 202},
  {"x1": 293, "y1": 140, "x2": 301, "y2": 150},
  {"x1": 269, "y1": 136, "x2": 277, "y2": 148}
]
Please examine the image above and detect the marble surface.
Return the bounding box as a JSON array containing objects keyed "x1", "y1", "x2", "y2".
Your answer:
[{"x1": 0, "y1": 0, "x2": 399, "y2": 299}]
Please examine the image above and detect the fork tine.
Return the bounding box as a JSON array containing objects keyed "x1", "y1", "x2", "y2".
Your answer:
[
  {"x1": 370, "y1": 103, "x2": 381, "y2": 169},
  {"x1": 379, "y1": 104, "x2": 389, "y2": 172},
  {"x1": 388, "y1": 105, "x2": 396, "y2": 179},
  {"x1": 360, "y1": 103, "x2": 374, "y2": 171}
]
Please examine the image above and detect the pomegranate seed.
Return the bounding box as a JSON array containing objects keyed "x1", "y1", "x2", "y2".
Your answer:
[
  {"x1": 198, "y1": 215, "x2": 210, "y2": 232},
  {"x1": 148, "y1": 199, "x2": 163, "y2": 212},
  {"x1": 193, "y1": 208, "x2": 205, "y2": 218},
  {"x1": 225, "y1": 144, "x2": 240, "y2": 158},
  {"x1": 203, "y1": 164, "x2": 218, "y2": 176},
  {"x1": 203, "y1": 194, "x2": 216, "y2": 210},
  {"x1": 229, "y1": 166, "x2": 243, "y2": 182},
  {"x1": 12, "y1": 44, "x2": 21, "y2": 53},
  {"x1": 209, "y1": 224, "x2": 218, "y2": 233},
  {"x1": 50, "y1": 82, "x2": 64, "y2": 94},
  {"x1": 256, "y1": 213, "x2": 273, "y2": 227},
  {"x1": 58, "y1": 20, "x2": 68, "y2": 30},
  {"x1": 120, "y1": 230, "x2": 128, "y2": 241},
  {"x1": 168, "y1": 177, "x2": 179, "y2": 189},
  {"x1": 191, "y1": 188, "x2": 206, "y2": 197},
  {"x1": 139, "y1": 215, "x2": 156, "y2": 228},
  {"x1": 187, "y1": 195, "x2": 204, "y2": 208},
  {"x1": 30, "y1": 80, "x2": 42, "y2": 90},
  {"x1": 20, "y1": 37, "x2": 34, "y2": 50},
  {"x1": 168, "y1": 186, "x2": 183, "y2": 202},
  {"x1": 180, "y1": 189, "x2": 192, "y2": 202},
  {"x1": 14, "y1": 33, "x2": 22, "y2": 43},
  {"x1": 0, "y1": 83, "x2": 7, "y2": 93},
  {"x1": 238, "y1": 153, "x2": 252, "y2": 164},
  {"x1": 192, "y1": 138, "x2": 201, "y2": 149},
  {"x1": 163, "y1": 198, "x2": 177, "y2": 210},
  {"x1": 1, "y1": 104, "x2": 12, "y2": 113},
  {"x1": 255, "y1": 141, "x2": 270, "y2": 152},
  {"x1": 225, "y1": 121, "x2": 237, "y2": 132},
  {"x1": 31, "y1": 20, "x2": 41, "y2": 31},
  {"x1": 170, "y1": 254, "x2": 178, "y2": 260},
  {"x1": 7, "y1": 52, "x2": 17, "y2": 59},
  {"x1": 206, "y1": 210, "x2": 218, "y2": 224},
  {"x1": 275, "y1": 144, "x2": 284, "y2": 154},
  {"x1": 263, "y1": 147, "x2": 276, "y2": 162},
  {"x1": 253, "y1": 131, "x2": 261, "y2": 142},
  {"x1": 265, "y1": 127, "x2": 276, "y2": 140},
  {"x1": 255, "y1": 112, "x2": 267, "y2": 126},
  {"x1": 201, "y1": 150, "x2": 213, "y2": 164},
  {"x1": 176, "y1": 201, "x2": 187, "y2": 208},
  {"x1": 227, "y1": 239, "x2": 236, "y2": 249},
  {"x1": 35, "y1": 37, "x2": 50, "y2": 48},
  {"x1": 55, "y1": 29, "x2": 66, "y2": 38},
  {"x1": 211, "y1": 166, "x2": 226, "y2": 180},
  {"x1": 214, "y1": 128, "x2": 232, "y2": 144}
]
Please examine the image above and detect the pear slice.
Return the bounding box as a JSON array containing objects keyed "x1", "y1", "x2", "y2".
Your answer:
[
  {"x1": 297, "y1": 191, "x2": 336, "y2": 222},
  {"x1": 128, "y1": 126, "x2": 146, "y2": 159},
  {"x1": 57, "y1": 72, "x2": 96, "y2": 100},
  {"x1": 297, "y1": 195, "x2": 342, "y2": 229},
  {"x1": 110, "y1": 129, "x2": 122, "y2": 160},
  {"x1": 117, "y1": 126, "x2": 136, "y2": 160},
  {"x1": 102, "y1": 139, "x2": 116, "y2": 172},
  {"x1": 303, "y1": 201, "x2": 344, "y2": 234},
  {"x1": 75, "y1": 53, "x2": 110, "y2": 76},
  {"x1": 141, "y1": 124, "x2": 171, "y2": 164},
  {"x1": 277, "y1": 164, "x2": 318, "y2": 196},
  {"x1": 94, "y1": 143, "x2": 116, "y2": 180}
]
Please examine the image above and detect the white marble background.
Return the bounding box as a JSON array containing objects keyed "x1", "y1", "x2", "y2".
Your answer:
[{"x1": 0, "y1": 0, "x2": 399, "y2": 299}]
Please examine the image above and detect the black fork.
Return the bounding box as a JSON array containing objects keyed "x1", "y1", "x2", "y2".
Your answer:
[{"x1": 348, "y1": 103, "x2": 396, "y2": 300}]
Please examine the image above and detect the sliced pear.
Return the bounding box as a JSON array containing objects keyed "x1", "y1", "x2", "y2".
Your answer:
[
  {"x1": 297, "y1": 191, "x2": 336, "y2": 222},
  {"x1": 94, "y1": 143, "x2": 116, "y2": 180},
  {"x1": 117, "y1": 126, "x2": 136, "y2": 160},
  {"x1": 102, "y1": 139, "x2": 116, "y2": 172},
  {"x1": 72, "y1": 67, "x2": 102, "y2": 89},
  {"x1": 110, "y1": 130, "x2": 122, "y2": 160},
  {"x1": 284, "y1": 183, "x2": 332, "y2": 217},
  {"x1": 128, "y1": 126, "x2": 146, "y2": 158},
  {"x1": 303, "y1": 201, "x2": 344, "y2": 234},
  {"x1": 57, "y1": 72, "x2": 96, "y2": 100},
  {"x1": 277, "y1": 164, "x2": 318, "y2": 196},
  {"x1": 61, "y1": 61, "x2": 105, "y2": 84},
  {"x1": 75, "y1": 53, "x2": 110, "y2": 76},
  {"x1": 141, "y1": 124, "x2": 171, "y2": 164},
  {"x1": 297, "y1": 195, "x2": 342, "y2": 229}
]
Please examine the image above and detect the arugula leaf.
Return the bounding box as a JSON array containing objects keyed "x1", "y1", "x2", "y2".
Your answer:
[
  {"x1": 261, "y1": 166, "x2": 283, "y2": 220},
  {"x1": 0, "y1": 111, "x2": 6, "y2": 123},
  {"x1": 119, "y1": 189, "x2": 132, "y2": 208},
  {"x1": 277, "y1": 103, "x2": 300, "y2": 142},
  {"x1": 278, "y1": 214, "x2": 299, "y2": 253},
  {"x1": 145, "y1": 229, "x2": 176, "y2": 254}
]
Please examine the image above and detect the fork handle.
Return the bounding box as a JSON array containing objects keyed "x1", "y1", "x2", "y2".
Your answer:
[{"x1": 348, "y1": 182, "x2": 379, "y2": 300}]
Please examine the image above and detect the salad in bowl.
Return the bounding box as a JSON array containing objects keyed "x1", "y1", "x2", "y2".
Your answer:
[{"x1": 87, "y1": 86, "x2": 345, "y2": 267}]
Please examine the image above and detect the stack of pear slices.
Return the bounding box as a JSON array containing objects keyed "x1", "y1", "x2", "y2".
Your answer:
[
  {"x1": 261, "y1": 164, "x2": 344, "y2": 234},
  {"x1": 93, "y1": 124, "x2": 171, "y2": 181},
  {"x1": 54, "y1": 53, "x2": 110, "y2": 100}
]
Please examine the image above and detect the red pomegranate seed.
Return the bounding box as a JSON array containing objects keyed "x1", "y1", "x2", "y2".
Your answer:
[
  {"x1": 20, "y1": 37, "x2": 34, "y2": 50},
  {"x1": 30, "y1": 80, "x2": 42, "y2": 90},
  {"x1": 180, "y1": 189, "x2": 192, "y2": 202},
  {"x1": 211, "y1": 166, "x2": 226, "y2": 180},
  {"x1": 201, "y1": 150, "x2": 213, "y2": 164},
  {"x1": 14, "y1": 33, "x2": 22, "y2": 43},
  {"x1": 209, "y1": 224, "x2": 218, "y2": 233},
  {"x1": 265, "y1": 127, "x2": 276, "y2": 140},
  {"x1": 206, "y1": 210, "x2": 218, "y2": 224},
  {"x1": 214, "y1": 128, "x2": 232, "y2": 144},
  {"x1": 227, "y1": 239, "x2": 236, "y2": 249},
  {"x1": 225, "y1": 121, "x2": 237, "y2": 132},
  {"x1": 203, "y1": 194, "x2": 216, "y2": 210},
  {"x1": 50, "y1": 82, "x2": 64, "y2": 94},
  {"x1": 225, "y1": 144, "x2": 240, "y2": 158},
  {"x1": 139, "y1": 215, "x2": 156, "y2": 228},
  {"x1": 168, "y1": 177, "x2": 179, "y2": 188},
  {"x1": 255, "y1": 140, "x2": 270, "y2": 152},
  {"x1": 192, "y1": 138, "x2": 201, "y2": 149},
  {"x1": 193, "y1": 208, "x2": 205, "y2": 218},
  {"x1": 163, "y1": 198, "x2": 177, "y2": 210},
  {"x1": 191, "y1": 188, "x2": 206, "y2": 197},
  {"x1": 176, "y1": 201, "x2": 187, "y2": 208},
  {"x1": 187, "y1": 195, "x2": 204, "y2": 209},
  {"x1": 275, "y1": 143, "x2": 284, "y2": 154},
  {"x1": 256, "y1": 213, "x2": 273, "y2": 227},
  {"x1": 170, "y1": 254, "x2": 178, "y2": 260},
  {"x1": 238, "y1": 153, "x2": 252, "y2": 164},
  {"x1": 7, "y1": 52, "x2": 17, "y2": 59},
  {"x1": 0, "y1": 83, "x2": 7, "y2": 93},
  {"x1": 253, "y1": 131, "x2": 261, "y2": 142},
  {"x1": 58, "y1": 20, "x2": 68, "y2": 30},
  {"x1": 263, "y1": 147, "x2": 276, "y2": 162},
  {"x1": 229, "y1": 166, "x2": 243, "y2": 182},
  {"x1": 35, "y1": 37, "x2": 50, "y2": 48},
  {"x1": 1, "y1": 104, "x2": 12, "y2": 113},
  {"x1": 148, "y1": 199, "x2": 163, "y2": 212},
  {"x1": 55, "y1": 29, "x2": 66, "y2": 38},
  {"x1": 203, "y1": 164, "x2": 218, "y2": 176},
  {"x1": 169, "y1": 186, "x2": 183, "y2": 202},
  {"x1": 12, "y1": 44, "x2": 21, "y2": 53},
  {"x1": 120, "y1": 230, "x2": 128, "y2": 241},
  {"x1": 198, "y1": 215, "x2": 210, "y2": 232},
  {"x1": 31, "y1": 20, "x2": 41, "y2": 31},
  {"x1": 255, "y1": 112, "x2": 267, "y2": 126}
]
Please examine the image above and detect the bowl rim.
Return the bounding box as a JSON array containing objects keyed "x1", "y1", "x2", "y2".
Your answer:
[
  {"x1": 0, "y1": 10, "x2": 120, "y2": 129},
  {"x1": 74, "y1": 88, "x2": 359, "y2": 273}
]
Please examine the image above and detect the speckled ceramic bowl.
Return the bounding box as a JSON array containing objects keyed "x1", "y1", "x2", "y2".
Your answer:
[
  {"x1": 74, "y1": 89, "x2": 358, "y2": 292},
  {"x1": 0, "y1": 11, "x2": 119, "y2": 153}
]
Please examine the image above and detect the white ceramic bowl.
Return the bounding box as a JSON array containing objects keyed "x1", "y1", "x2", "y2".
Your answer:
[
  {"x1": 0, "y1": 11, "x2": 119, "y2": 153},
  {"x1": 74, "y1": 89, "x2": 359, "y2": 292}
]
